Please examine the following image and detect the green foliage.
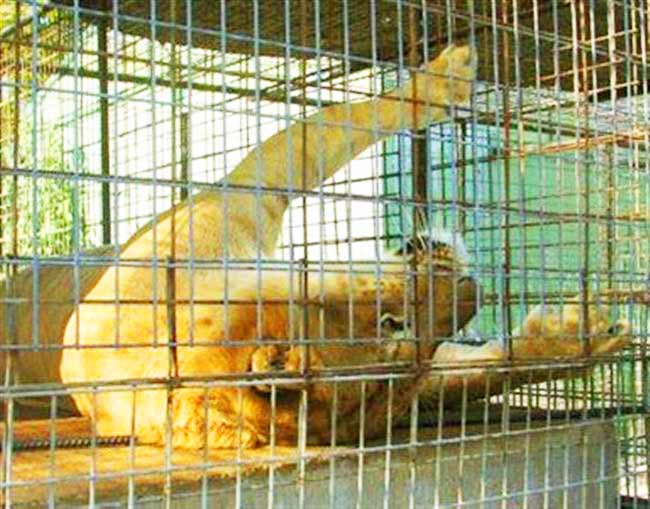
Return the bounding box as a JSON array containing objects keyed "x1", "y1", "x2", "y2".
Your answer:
[{"x1": 7, "y1": 121, "x2": 89, "y2": 256}]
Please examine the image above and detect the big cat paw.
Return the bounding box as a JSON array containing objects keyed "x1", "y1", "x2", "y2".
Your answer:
[
  {"x1": 250, "y1": 344, "x2": 325, "y2": 396},
  {"x1": 392, "y1": 44, "x2": 477, "y2": 129}
]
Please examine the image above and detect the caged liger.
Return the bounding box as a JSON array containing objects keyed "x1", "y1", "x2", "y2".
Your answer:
[{"x1": 0, "y1": 46, "x2": 630, "y2": 449}]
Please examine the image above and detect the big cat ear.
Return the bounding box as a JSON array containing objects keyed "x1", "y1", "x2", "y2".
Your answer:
[
  {"x1": 393, "y1": 237, "x2": 418, "y2": 257},
  {"x1": 393, "y1": 233, "x2": 448, "y2": 257}
]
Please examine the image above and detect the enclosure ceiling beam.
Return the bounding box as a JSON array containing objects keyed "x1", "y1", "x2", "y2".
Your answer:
[
  {"x1": 5, "y1": 2, "x2": 644, "y2": 101},
  {"x1": 43, "y1": 0, "x2": 644, "y2": 98}
]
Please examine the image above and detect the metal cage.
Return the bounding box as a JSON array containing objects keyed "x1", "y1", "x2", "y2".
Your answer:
[{"x1": 0, "y1": 1, "x2": 648, "y2": 507}]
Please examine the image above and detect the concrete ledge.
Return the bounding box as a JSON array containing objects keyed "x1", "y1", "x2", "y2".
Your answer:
[
  {"x1": 156, "y1": 421, "x2": 616, "y2": 509},
  {"x1": 5, "y1": 414, "x2": 618, "y2": 508}
]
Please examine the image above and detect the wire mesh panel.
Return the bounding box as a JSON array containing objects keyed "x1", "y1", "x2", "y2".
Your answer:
[{"x1": 0, "y1": 0, "x2": 647, "y2": 507}]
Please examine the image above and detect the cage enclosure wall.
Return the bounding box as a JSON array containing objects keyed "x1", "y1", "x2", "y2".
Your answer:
[{"x1": 0, "y1": 0, "x2": 648, "y2": 507}]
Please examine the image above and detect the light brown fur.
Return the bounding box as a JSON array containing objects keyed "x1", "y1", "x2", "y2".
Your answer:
[
  {"x1": 62, "y1": 252, "x2": 477, "y2": 448},
  {"x1": 1, "y1": 44, "x2": 631, "y2": 448},
  {"x1": 39, "y1": 47, "x2": 474, "y2": 447},
  {"x1": 0, "y1": 245, "x2": 114, "y2": 414},
  {"x1": 420, "y1": 298, "x2": 631, "y2": 407}
]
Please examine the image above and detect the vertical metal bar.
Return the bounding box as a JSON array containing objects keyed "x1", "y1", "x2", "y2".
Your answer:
[
  {"x1": 2, "y1": 2, "x2": 22, "y2": 504},
  {"x1": 297, "y1": 3, "x2": 310, "y2": 508},
  {"x1": 356, "y1": 381, "x2": 367, "y2": 509},
  {"x1": 522, "y1": 377, "x2": 532, "y2": 509},
  {"x1": 128, "y1": 386, "x2": 137, "y2": 509},
  {"x1": 485, "y1": 0, "x2": 501, "y2": 341},
  {"x1": 405, "y1": 0, "x2": 420, "y2": 354},
  {"x1": 2, "y1": 396, "x2": 13, "y2": 508},
  {"x1": 70, "y1": 0, "x2": 83, "y2": 368},
  {"x1": 511, "y1": 0, "x2": 527, "y2": 342},
  {"x1": 406, "y1": 5, "x2": 422, "y2": 507},
  {"x1": 343, "y1": 0, "x2": 355, "y2": 361},
  {"x1": 27, "y1": 0, "x2": 40, "y2": 362},
  {"x1": 638, "y1": 1, "x2": 650, "y2": 449},
  {"x1": 164, "y1": 257, "x2": 179, "y2": 508},
  {"x1": 433, "y1": 375, "x2": 445, "y2": 509},
  {"x1": 280, "y1": 0, "x2": 296, "y2": 504},
  {"x1": 553, "y1": 401, "x2": 566, "y2": 509},
  {"x1": 146, "y1": 0, "x2": 160, "y2": 350},
  {"x1": 335, "y1": 0, "x2": 353, "y2": 493},
  {"x1": 164, "y1": 3, "x2": 180, "y2": 507},
  {"x1": 98, "y1": 0, "x2": 111, "y2": 245},
  {"x1": 200, "y1": 386, "x2": 209, "y2": 509},
  {"x1": 251, "y1": 3, "x2": 264, "y2": 433},
  {"x1": 166, "y1": 258, "x2": 179, "y2": 373},
  {"x1": 467, "y1": 0, "x2": 482, "y2": 349},
  {"x1": 586, "y1": 0, "x2": 602, "y2": 414},
  {"x1": 500, "y1": 0, "x2": 513, "y2": 359},
  {"x1": 541, "y1": 370, "x2": 552, "y2": 509},
  {"x1": 217, "y1": 10, "x2": 233, "y2": 490},
  {"x1": 531, "y1": 0, "x2": 548, "y2": 348},
  {"x1": 575, "y1": 0, "x2": 592, "y2": 357},
  {"x1": 479, "y1": 376, "x2": 491, "y2": 509},
  {"x1": 364, "y1": 0, "x2": 380, "y2": 501},
  {"x1": 411, "y1": 144, "x2": 428, "y2": 232},
  {"x1": 457, "y1": 377, "x2": 468, "y2": 506},
  {"x1": 313, "y1": 0, "x2": 326, "y2": 375},
  {"x1": 185, "y1": 0, "x2": 195, "y2": 348},
  {"x1": 499, "y1": 3, "x2": 512, "y2": 508},
  {"x1": 267, "y1": 385, "x2": 277, "y2": 509},
  {"x1": 0, "y1": 35, "x2": 4, "y2": 251},
  {"x1": 169, "y1": 0, "x2": 179, "y2": 247},
  {"x1": 457, "y1": 122, "x2": 467, "y2": 238},
  {"x1": 110, "y1": 0, "x2": 121, "y2": 351},
  {"x1": 47, "y1": 396, "x2": 57, "y2": 509},
  {"x1": 179, "y1": 111, "x2": 189, "y2": 201},
  {"x1": 382, "y1": 378, "x2": 394, "y2": 509},
  {"x1": 328, "y1": 382, "x2": 338, "y2": 509},
  {"x1": 89, "y1": 390, "x2": 98, "y2": 508},
  {"x1": 235, "y1": 385, "x2": 245, "y2": 508}
]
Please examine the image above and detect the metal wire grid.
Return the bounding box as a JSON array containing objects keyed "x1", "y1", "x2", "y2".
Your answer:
[{"x1": 0, "y1": 0, "x2": 648, "y2": 506}]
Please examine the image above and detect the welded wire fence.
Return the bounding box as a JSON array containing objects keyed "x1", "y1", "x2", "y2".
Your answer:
[{"x1": 0, "y1": 0, "x2": 648, "y2": 507}]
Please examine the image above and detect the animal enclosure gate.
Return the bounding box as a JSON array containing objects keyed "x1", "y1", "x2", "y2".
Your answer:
[{"x1": 0, "y1": 0, "x2": 648, "y2": 507}]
